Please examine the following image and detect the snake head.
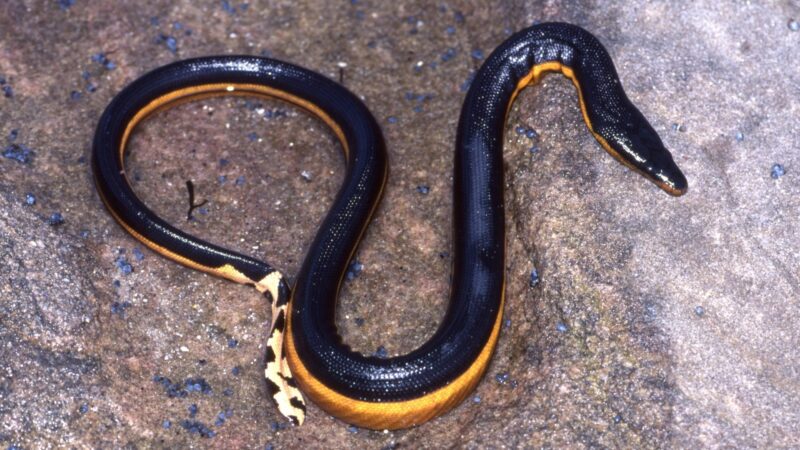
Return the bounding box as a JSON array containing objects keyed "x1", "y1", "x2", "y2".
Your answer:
[{"x1": 595, "y1": 115, "x2": 688, "y2": 196}]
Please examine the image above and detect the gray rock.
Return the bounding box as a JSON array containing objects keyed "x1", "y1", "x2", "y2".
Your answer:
[{"x1": 0, "y1": 1, "x2": 797, "y2": 447}]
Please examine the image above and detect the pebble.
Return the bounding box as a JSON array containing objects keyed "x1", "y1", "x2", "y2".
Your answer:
[
  {"x1": 771, "y1": 164, "x2": 785, "y2": 179},
  {"x1": 3, "y1": 143, "x2": 35, "y2": 164},
  {"x1": 529, "y1": 268, "x2": 540, "y2": 287},
  {"x1": 110, "y1": 301, "x2": 132, "y2": 317},
  {"x1": 270, "y1": 420, "x2": 289, "y2": 431},
  {"x1": 48, "y1": 212, "x2": 64, "y2": 226},
  {"x1": 441, "y1": 48, "x2": 457, "y2": 62},
  {"x1": 262, "y1": 109, "x2": 286, "y2": 119},
  {"x1": 132, "y1": 247, "x2": 145, "y2": 261},
  {"x1": 115, "y1": 256, "x2": 132, "y2": 275},
  {"x1": 345, "y1": 260, "x2": 364, "y2": 281},
  {"x1": 166, "y1": 36, "x2": 178, "y2": 52},
  {"x1": 694, "y1": 305, "x2": 705, "y2": 317},
  {"x1": 91, "y1": 52, "x2": 116, "y2": 71},
  {"x1": 158, "y1": 34, "x2": 178, "y2": 53},
  {"x1": 215, "y1": 413, "x2": 226, "y2": 427},
  {"x1": 184, "y1": 377, "x2": 213, "y2": 394},
  {"x1": 215, "y1": 409, "x2": 233, "y2": 426},
  {"x1": 180, "y1": 420, "x2": 215, "y2": 438},
  {"x1": 153, "y1": 375, "x2": 186, "y2": 398},
  {"x1": 221, "y1": 0, "x2": 237, "y2": 14}
]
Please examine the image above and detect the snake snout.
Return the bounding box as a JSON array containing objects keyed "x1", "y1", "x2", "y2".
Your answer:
[{"x1": 631, "y1": 123, "x2": 687, "y2": 196}]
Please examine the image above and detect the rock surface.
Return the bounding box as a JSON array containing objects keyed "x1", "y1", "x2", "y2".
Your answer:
[{"x1": 1, "y1": 1, "x2": 798, "y2": 448}]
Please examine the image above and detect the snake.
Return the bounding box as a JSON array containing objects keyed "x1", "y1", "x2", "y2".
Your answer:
[{"x1": 92, "y1": 22, "x2": 687, "y2": 430}]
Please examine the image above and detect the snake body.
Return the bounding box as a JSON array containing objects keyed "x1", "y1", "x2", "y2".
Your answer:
[{"x1": 93, "y1": 23, "x2": 686, "y2": 430}]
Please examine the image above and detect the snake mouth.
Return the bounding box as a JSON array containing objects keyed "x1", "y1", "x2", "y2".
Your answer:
[{"x1": 654, "y1": 169, "x2": 688, "y2": 196}]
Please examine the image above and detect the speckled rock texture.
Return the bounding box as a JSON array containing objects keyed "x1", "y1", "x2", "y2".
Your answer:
[{"x1": 1, "y1": 1, "x2": 798, "y2": 448}]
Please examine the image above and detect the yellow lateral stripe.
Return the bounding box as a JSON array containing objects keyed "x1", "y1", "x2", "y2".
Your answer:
[
  {"x1": 506, "y1": 61, "x2": 564, "y2": 120},
  {"x1": 284, "y1": 291, "x2": 504, "y2": 430},
  {"x1": 118, "y1": 82, "x2": 350, "y2": 170},
  {"x1": 507, "y1": 62, "x2": 591, "y2": 131}
]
